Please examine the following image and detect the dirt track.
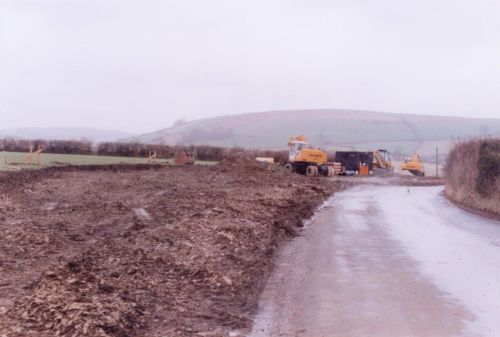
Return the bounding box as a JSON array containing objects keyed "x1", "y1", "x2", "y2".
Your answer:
[{"x1": 0, "y1": 160, "x2": 340, "y2": 337}]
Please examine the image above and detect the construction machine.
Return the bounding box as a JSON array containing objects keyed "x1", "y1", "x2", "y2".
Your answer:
[
  {"x1": 335, "y1": 151, "x2": 373, "y2": 175},
  {"x1": 401, "y1": 153, "x2": 425, "y2": 176},
  {"x1": 284, "y1": 135, "x2": 336, "y2": 177},
  {"x1": 373, "y1": 149, "x2": 393, "y2": 170}
]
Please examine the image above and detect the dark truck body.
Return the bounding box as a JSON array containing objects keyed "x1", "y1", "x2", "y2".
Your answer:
[{"x1": 335, "y1": 151, "x2": 373, "y2": 174}]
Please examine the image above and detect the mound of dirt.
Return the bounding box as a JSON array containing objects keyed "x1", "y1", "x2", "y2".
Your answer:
[{"x1": 0, "y1": 162, "x2": 340, "y2": 337}]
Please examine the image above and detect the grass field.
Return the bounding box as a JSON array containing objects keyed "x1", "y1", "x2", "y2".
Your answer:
[{"x1": 0, "y1": 152, "x2": 216, "y2": 171}]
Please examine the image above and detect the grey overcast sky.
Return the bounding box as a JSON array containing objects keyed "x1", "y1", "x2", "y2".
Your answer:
[{"x1": 1, "y1": 0, "x2": 500, "y2": 133}]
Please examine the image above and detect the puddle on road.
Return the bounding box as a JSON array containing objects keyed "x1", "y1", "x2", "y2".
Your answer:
[{"x1": 301, "y1": 196, "x2": 336, "y2": 229}]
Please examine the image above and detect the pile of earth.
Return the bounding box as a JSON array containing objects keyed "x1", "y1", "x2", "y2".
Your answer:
[{"x1": 0, "y1": 159, "x2": 341, "y2": 337}]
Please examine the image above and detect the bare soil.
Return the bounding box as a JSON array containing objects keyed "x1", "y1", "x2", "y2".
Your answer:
[{"x1": 0, "y1": 159, "x2": 341, "y2": 337}]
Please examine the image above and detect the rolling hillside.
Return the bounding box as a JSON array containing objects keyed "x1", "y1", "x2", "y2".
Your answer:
[
  {"x1": 130, "y1": 109, "x2": 500, "y2": 157},
  {"x1": 0, "y1": 127, "x2": 134, "y2": 142}
]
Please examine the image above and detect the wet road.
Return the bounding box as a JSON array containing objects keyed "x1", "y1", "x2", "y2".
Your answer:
[{"x1": 249, "y1": 186, "x2": 500, "y2": 337}]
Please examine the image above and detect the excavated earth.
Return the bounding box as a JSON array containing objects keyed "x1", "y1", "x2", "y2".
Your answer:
[{"x1": 0, "y1": 159, "x2": 341, "y2": 337}]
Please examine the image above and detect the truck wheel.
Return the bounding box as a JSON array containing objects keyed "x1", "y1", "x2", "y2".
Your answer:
[
  {"x1": 306, "y1": 165, "x2": 318, "y2": 177},
  {"x1": 322, "y1": 166, "x2": 333, "y2": 177},
  {"x1": 284, "y1": 163, "x2": 293, "y2": 172}
]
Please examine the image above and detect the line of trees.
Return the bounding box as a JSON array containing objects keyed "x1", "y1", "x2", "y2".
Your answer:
[
  {"x1": 0, "y1": 138, "x2": 93, "y2": 155},
  {"x1": 0, "y1": 138, "x2": 288, "y2": 162}
]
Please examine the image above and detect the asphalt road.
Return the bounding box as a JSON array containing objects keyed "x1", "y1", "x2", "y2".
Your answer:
[{"x1": 249, "y1": 186, "x2": 500, "y2": 337}]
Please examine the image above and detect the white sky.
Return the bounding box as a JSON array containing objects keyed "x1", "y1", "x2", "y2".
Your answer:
[{"x1": 1, "y1": 0, "x2": 499, "y2": 133}]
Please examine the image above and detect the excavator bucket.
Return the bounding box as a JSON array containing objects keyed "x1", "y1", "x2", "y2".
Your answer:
[{"x1": 373, "y1": 149, "x2": 393, "y2": 170}]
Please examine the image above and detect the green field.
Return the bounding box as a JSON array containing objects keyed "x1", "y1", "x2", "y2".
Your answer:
[{"x1": 0, "y1": 152, "x2": 216, "y2": 171}]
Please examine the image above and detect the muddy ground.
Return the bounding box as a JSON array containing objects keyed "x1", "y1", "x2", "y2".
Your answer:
[{"x1": 0, "y1": 159, "x2": 341, "y2": 337}]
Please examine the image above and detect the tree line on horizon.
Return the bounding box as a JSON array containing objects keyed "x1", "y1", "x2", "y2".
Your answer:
[{"x1": 0, "y1": 138, "x2": 289, "y2": 162}]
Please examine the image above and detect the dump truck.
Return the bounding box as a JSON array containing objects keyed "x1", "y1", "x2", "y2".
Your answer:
[
  {"x1": 335, "y1": 151, "x2": 373, "y2": 175},
  {"x1": 401, "y1": 153, "x2": 425, "y2": 176},
  {"x1": 284, "y1": 136, "x2": 336, "y2": 177}
]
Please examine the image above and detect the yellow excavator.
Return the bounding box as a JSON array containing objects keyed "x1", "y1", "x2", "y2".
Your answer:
[
  {"x1": 401, "y1": 153, "x2": 425, "y2": 176},
  {"x1": 373, "y1": 149, "x2": 393, "y2": 171},
  {"x1": 284, "y1": 136, "x2": 335, "y2": 177}
]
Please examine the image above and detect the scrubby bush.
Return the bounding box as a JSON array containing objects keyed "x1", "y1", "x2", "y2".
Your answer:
[
  {"x1": 476, "y1": 141, "x2": 500, "y2": 196},
  {"x1": 445, "y1": 138, "x2": 500, "y2": 216},
  {"x1": 95, "y1": 142, "x2": 175, "y2": 158},
  {"x1": 0, "y1": 138, "x2": 92, "y2": 154}
]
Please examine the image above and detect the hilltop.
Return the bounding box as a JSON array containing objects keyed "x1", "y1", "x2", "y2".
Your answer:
[{"x1": 129, "y1": 109, "x2": 500, "y2": 157}]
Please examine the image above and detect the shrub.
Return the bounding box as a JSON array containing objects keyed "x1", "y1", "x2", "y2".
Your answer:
[
  {"x1": 445, "y1": 138, "x2": 500, "y2": 215},
  {"x1": 476, "y1": 141, "x2": 500, "y2": 196}
]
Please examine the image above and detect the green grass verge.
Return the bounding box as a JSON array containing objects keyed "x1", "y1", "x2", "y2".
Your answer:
[{"x1": 0, "y1": 152, "x2": 216, "y2": 171}]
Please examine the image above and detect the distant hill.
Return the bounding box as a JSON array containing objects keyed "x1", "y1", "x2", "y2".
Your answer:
[
  {"x1": 0, "y1": 127, "x2": 135, "y2": 143},
  {"x1": 129, "y1": 109, "x2": 500, "y2": 157}
]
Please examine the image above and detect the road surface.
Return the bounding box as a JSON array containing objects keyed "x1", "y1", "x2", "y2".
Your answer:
[{"x1": 249, "y1": 185, "x2": 500, "y2": 337}]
